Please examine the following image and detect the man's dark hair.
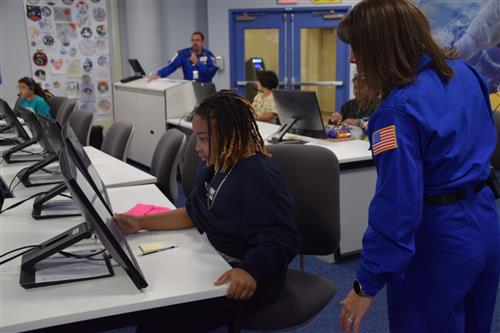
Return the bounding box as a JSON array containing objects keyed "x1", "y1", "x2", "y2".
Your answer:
[
  {"x1": 193, "y1": 90, "x2": 269, "y2": 172},
  {"x1": 256, "y1": 70, "x2": 279, "y2": 90},
  {"x1": 192, "y1": 31, "x2": 205, "y2": 41}
]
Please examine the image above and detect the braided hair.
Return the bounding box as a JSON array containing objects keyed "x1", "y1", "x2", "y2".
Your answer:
[{"x1": 193, "y1": 90, "x2": 270, "y2": 173}]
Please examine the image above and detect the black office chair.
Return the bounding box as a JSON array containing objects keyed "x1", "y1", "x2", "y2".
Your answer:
[
  {"x1": 101, "y1": 122, "x2": 134, "y2": 161},
  {"x1": 492, "y1": 111, "x2": 500, "y2": 170},
  {"x1": 46, "y1": 96, "x2": 66, "y2": 119},
  {"x1": 181, "y1": 134, "x2": 202, "y2": 199},
  {"x1": 235, "y1": 144, "x2": 340, "y2": 331},
  {"x1": 55, "y1": 99, "x2": 77, "y2": 126},
  {"x1": 68, "y1": 109, "x2": 94, "y2": 146},
  {"x1": 151, "y1": 129, "x2": 186, "y2": 203}
]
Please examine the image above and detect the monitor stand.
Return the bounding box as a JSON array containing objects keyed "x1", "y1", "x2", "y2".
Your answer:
[
  {"x1": 32, "y1": 182, "x2": 81, "y2": 220},
  {"x1": 268, "y1": 116, "x2": 301, "y2": 144},
  {"x1": 2, "y1": 139, "x2": 43, "y2": 164},
  {"x1": 17, "y1": 154, "x2": 61, "y2": 187},
  {"x1": 19, "y1": 222, "x2": 113, "y2": 289}
]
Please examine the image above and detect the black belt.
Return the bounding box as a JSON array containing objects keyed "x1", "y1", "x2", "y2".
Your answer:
[{"x1": 424, "y1": 181, "x2": 487, "y2": 205}]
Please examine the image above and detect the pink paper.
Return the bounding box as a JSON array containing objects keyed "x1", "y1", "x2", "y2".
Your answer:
[{"x1": 126, "y1": 203, "x2": 171, "y2": 216}]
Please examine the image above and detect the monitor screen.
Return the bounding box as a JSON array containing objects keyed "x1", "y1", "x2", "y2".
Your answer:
[
  {"x1": 273, "y1": 90, "x2": 326, "y2": 139},
  {"x1": 18, "y1": 107, "x2": 55, "y2": 153},
  {"x1": 61, "y1": 123, "x2": 112, "y2": 212},
  {"x1": 59, "y1": 149, "x2": 148, "y2": 290},
  {"x1": 252, "y1": 58, "x2": 264, "y2": 71},
  {"x1": 128, "y1": 59, "x2": 146, "y2": 76},
  {"x1": 36, "y1": 115, "x2": 65, "y2": 156},
  {"x1": 0, "y1": 99, "x2": 30, "y2": 141}
]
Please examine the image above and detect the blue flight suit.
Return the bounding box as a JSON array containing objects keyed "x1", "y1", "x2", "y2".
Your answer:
[
  {"x1": 156, "y1": 47, "x2": 218, "y2": 83},
  {"x1": 357, "y1": 54, "x2": 500, "y2": 333}
]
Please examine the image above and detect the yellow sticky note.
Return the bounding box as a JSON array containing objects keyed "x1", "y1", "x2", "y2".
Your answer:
[{"x1": 139, "y1": 242, "x2": 165, "y2": 254}]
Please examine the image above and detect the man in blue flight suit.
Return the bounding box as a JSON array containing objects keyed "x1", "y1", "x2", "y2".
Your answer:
[{"x1": 151, "y1": 31, "x2": 218, "y2": 83}]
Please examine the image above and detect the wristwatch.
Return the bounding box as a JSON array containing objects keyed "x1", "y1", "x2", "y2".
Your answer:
[{"x1": 353, "y1": 280, "x2": 369, "y2": 297}]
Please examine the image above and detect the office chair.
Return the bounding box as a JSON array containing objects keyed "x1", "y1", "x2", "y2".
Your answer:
[
  {"x1": 150, "y1": 129, "x2": 186, "y2": 203},
  {"x1": 68, "y1": 109, "x2": 94, "y2": 146},
  {"x1": 55, "y1": 99, "x2": 77, "y2": 126},
  {"x1": 46, "y1": 96, "x2": 66, "y2": 119},
  {"x1": 234, "y1": 144, "x2": 340, "y2": 331},
  {"x1": 101, "y1": 122, "x2": 134, "y2": 161},
  {"x1": 181, "y1": 134, "x2": 202, "y2": 199}
]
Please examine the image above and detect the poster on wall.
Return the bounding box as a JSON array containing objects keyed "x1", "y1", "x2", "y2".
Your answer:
[
  {"x1": 23, "y1": 0, "x2": 113, "y2": 119},
  {"x1": 415, "y1": 0, "x2": 500, "y2": 93}
]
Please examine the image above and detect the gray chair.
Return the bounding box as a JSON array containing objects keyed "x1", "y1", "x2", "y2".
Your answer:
[
  {"x1": 237, "y1": 144, "x2": 340, "y2": 331},
  {"x1": 68, "y1": 109, "x2": 94, "y2": 146},
  {"x1": 492, "y1": 111, "x2": 500, "y2": 170},
  {"x1": 46, "y1": 96, "x2": 66, "y2": 119},
  {"x1": 55, "y1": 99, "x2": 77, "y2": 126},
  {"x1": 101, "y1": 122, "x2": 134, "y2": 161},
  {"x1": 151, "y1": 129, "x2": 186, "y2": 202},
  {"x1": 181, "y1": 134, "x2": 202, "y2": 198}
]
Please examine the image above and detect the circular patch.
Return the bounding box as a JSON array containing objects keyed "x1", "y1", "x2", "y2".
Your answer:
[
  {"x1": 96, "y1": 24, "x2": 107, "y2": 37},
  {"x1": 27, "y1": 0, "x2": 40, "y2": 4},
  {"x1": 60, "y1": 47, "x2": 67, "y2": 56},
  {"x1": 33, "y1": 51, "x2": 48, "y2": 66},
  {"x1": 51, "y1": 58, "x2": 64, "y2": 72},
  {"x1": 81, "y1": 27, "x2": 92, "y2": 38},
  {"x1": 53, "y1": 81, "x2": 61, "y2": 89},
  {"x1": 76, "y1": 12, "x2": 89, "y2": 28},
  {"x1": 91, "y1": 0, "x2": 100, "y2": 3},
  {"x1": 28, "y1": 27, "x2": 41, "y2": 40},
  {"x1": 31, "y1": 41, "x2": 38, "y2": 47},
  {"x1": 79, "y1": 103, "x2": 96, "y2": 112},
  {"x1": 43, "y1": 82, "x2": 51, "y2": 89},
  {"x1": 44, "y1": 1, "x2": 56, "y2": 5},
  {"x1": 69, "y1": 47, "x2": 78, "y2": 57},
  {"x1": 42, "y1": 35, "x2": 54, "y2": 46},
  {"x1": 35, "y1": 69, "x2": 46, "y2": 81},
  {"x1": 79, "y1": 39, "x2": 96, "y2": 56},
  {"x1": 98, "y1": 98, "x2": 111, "y2": 112},
  {"x1": 81, "y1": 74, "x2": 92, "y2": 84},
  {"x1": 39, "y1": 18, "x2": 53, "y2": 32},
  {"x1": 97, "y1": 81, "x2": 109, "y2": 94},
  {"x1": 97, "y1": 55, "x2": 108, "y2": 68},
  {"x1": 66, "y1": 59, "x2": 81, "y2": 77},
  {"x1": 82, "y1": 58, "x2": 93, "y2": 72},
  {"x1": 76, "y1": 1, "x2": 89, "y2": 14},
  {"x1": 95, "y1": 37, "x2": 107, "y2": 53},
  {"x1": 61, "y1": 37, "x2": 71, "y2": 47},
  {"x1": 41, "y1": 6, "x2": 52, "y2": 17},
  {"x1": 61, "y1": 0, "x2": 74, "y2": 5},
  {"x1": 92, "y1": 7, "x2": 106, "y2": 22}
]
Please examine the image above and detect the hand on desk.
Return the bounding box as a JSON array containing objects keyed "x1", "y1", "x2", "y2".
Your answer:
[
  {"x1": 148, "y1": 74, "x2": 160, "y2": 82},
  {"x1": 214, "y1": 268, "x2": 257, "y2": 301},
  {"x1": 114, "y1": 214, "x2": 142, "y2": 234}
]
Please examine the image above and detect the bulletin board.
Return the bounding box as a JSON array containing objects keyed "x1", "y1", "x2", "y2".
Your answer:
[{"x1": 23, "y1": 0, "x2": 113, "y2": 119}]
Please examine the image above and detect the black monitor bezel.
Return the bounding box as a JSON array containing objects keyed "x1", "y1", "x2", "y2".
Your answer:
[
  {"x1": 0, "y1": 99, "x2": 31, "y2": 141},
  {"x1": 128, "y1": 59, "x2": 146, "y2": 76}
]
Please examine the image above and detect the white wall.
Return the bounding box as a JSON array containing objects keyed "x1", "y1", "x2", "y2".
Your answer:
[
  {"x1": 0, "y1": 0, "x2": 31, "y2": 106},
  {"x1": 207, "y1": 0, "x2": 360, "y2": 96}
]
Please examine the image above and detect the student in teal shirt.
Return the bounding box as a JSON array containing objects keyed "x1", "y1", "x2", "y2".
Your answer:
[{"x1": 17, "y1": 77, "x2": 52, "y2": 118}]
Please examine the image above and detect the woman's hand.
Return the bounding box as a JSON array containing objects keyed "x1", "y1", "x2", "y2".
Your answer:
[
  {"x1": 114, "y1": 214, "x2": 143, "y2": 234},
  {"x1": 343, "y1": 118, "x2": 362, "y2": 127},
  {"x1": 214, "y1": 268, "x2": 257, "y2": 301},
  {"x1": 339, "y1": 289, "x2": 374, "y2": 333}
]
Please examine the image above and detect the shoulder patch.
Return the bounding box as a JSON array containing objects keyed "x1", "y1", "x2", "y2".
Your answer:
[{"x1": 372, "y1": 125, "x2": 397, "y2": 155}]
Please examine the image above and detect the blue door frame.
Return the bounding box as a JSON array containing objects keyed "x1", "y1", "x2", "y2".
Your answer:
[{"x1": 229, "y1": 6, "x2": 351, "y2": 110}]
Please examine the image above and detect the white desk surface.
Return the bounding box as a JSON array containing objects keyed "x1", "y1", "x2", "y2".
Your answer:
[
  {"x1": 167, "y1": 118, "x2": 373, "y2": 164},
  {"x1": 0, "y1": 185, "x2": 231, "y2": 332},
  {"x1": 114, "y1": 78, "x2": 187, "y2": 92}
]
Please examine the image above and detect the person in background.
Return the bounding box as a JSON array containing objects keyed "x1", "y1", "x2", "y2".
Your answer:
[
  {"x1": 151, "y1": 31, "x2": 218, "y2": 83},
  {"x1": 336, "y1": 1, "x2": 499, "y2": 333},
  {"x1": 115, "y1": 90, "x2": 299, "y2": 331},
  {"x1": 17, "y1": 77, "x2": 52, "y2": 118},
  {"x1": 252, "y1": 70, "x2": 279, "y2": 123},
  {"x1": 329, "y1": 74, "x2": 376, "y2": 130}
]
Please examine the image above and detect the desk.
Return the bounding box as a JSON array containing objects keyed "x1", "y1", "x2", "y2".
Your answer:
[
  {"x1": 0, "y1": 184, "x2": 231, "y2": 332},
  {"x1": 167, "y1": 117, "x2": 376, "y2": 260}
]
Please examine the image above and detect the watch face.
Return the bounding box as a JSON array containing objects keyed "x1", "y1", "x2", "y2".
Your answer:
[{"x1": 353, "y1": 280, "x2": 362, "y2": 295}]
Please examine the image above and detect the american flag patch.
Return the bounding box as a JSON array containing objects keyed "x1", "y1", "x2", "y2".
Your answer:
[{"x1": 372, "y1": 125, "x2": 397, "y2": 156}]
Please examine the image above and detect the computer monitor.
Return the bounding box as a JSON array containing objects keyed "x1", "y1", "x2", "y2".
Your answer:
[
  {"x1": 270, "y1": 90, "x2": 327, "y2": 142},
  {"x1": 59, "y1": 148, "x2": 148, "y2": 290},
  {"x1": 36, "y1": 115, "x2": 65, "y2": 156},
  {"x1": 61, "y1": 123, "x2": 112, "y2": 213},
  {"x1": 18, "y1": 107, "x2": 55, "y2": 154},
  {"x1": 128, "y1": 59, "x2": 146, "y2": 76},
  {"x1": 0, "y1": 99, "x2": 30, "y2": 142},
  {"x1": 252, "y1": 58, "x2": 264, "y2": 72}
]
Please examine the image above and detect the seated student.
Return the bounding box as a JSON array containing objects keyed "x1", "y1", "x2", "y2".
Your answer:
[
  {"x1": 115, "y1": 90, "x2": 299, "y2": 330},
  {"x1": 252, "y1": 70, "x2": 279, "y2": 123},
  {"x1": 17, "y1": 77, "x2": 52, "y2": 118},
  {"x1": 329, "y1": 74, "x2": 375, "y2": 129}
]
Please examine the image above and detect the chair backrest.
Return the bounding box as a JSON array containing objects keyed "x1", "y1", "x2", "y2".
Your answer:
[
  {"x1": 55, "y1": 99, "x2": 77, "y2": 125},
  {"x1": 101, "y1": 122, "x2": 134, "y2": 161},
  {"x1": 151, "y1": 129, "x2": 186, "y2": 202},
  {"x1": 46, "y1": 96, "x2": 66, "y2": 119},
  {"x1": 266, "y1": 144, "x2": 340, "y2": 256},
  {"x1": 68, "y1": 109, "x2": 94, "y2": 146},
  {"x1": 181, "y1": 134, "x2": 202, "y2": 198},
  {"x1": 492, "y1": 111, "x2": 500, "y2": 170}
]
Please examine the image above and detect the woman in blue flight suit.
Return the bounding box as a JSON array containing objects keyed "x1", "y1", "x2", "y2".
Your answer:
[
  {"x1": 337, "y1": 1, "x2": 500, "y2": 333},
  {"x1": 153, "y1": 31, "x2": 218, "y2": 83}
]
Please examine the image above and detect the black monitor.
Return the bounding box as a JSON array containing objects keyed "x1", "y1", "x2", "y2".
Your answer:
[
  {"x1": 270, "y1": 90, "x2": 326, "y2": 143},
  {"x1": 61, "y1": 123, "x2": 112, "y2": 212},
  {"x1": 128, "y1": 59, "x2": 146, "y2": 76},
  {"x1": 36, "y1": 115, "x2": 65, "y2": 155},
  {"x1": 18, "y1": 107, "x2": 55, "y2": 153},
  {"x1": 59, "y1": 148, "x2": 148, "y2": 290},
  {"x1": 0, "y1": 99, "x2": 31, "y2": 142}
]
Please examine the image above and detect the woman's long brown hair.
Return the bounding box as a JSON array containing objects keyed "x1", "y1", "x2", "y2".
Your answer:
[{"x1": 338, "y1": 0, "x2": 455, "y2": 104}]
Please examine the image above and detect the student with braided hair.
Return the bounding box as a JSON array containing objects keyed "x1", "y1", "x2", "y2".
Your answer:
[
  {"x1": 115, "y1": 91, "x2": 299, "y2": 321},
  {"x1": 17, "y1": 77, "x2": 52, "y2": 118}
]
